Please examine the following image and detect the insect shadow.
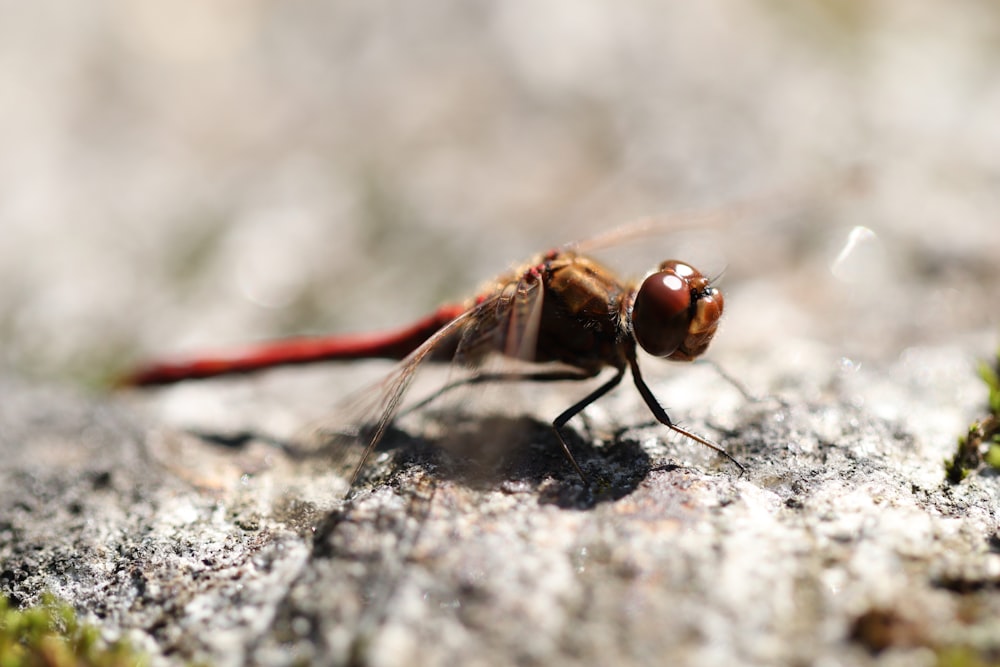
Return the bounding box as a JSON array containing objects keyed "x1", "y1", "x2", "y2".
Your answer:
[
  {"x1": 343, "y1": 411, "x2": 652, "y2": 507},
  {"x1": 187, "y1": 412, "x2": 651, "y2": 507},
  {"x1": 188, "y1": 430, "x2": 267, "y2": 449}
]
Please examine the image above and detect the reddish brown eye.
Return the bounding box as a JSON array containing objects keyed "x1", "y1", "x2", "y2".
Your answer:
[
  {"x1": 632, "y1": 265, "x2": 694, "y2": 358},
  {"x1": 632, "y1": 260, "x2": 723, "y2": 360}
]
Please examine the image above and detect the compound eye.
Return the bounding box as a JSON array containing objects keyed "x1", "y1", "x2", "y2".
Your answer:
[{"x1": 632, "y1": 264, "x2": 694, "y2": 358}]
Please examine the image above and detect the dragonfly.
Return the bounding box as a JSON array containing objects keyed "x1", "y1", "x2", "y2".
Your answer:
[{"x1": 123, "y1": 213, "x2": 746, "y2": 488}]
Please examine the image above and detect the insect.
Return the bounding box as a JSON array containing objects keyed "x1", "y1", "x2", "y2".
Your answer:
[{"x1": 124, "y1": 221, "x2": 742, "y2": 487}]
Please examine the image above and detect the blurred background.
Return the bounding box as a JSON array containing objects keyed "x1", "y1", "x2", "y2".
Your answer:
[{"x1": 1, "y1": 0, "x2": 998, "y2": 386}]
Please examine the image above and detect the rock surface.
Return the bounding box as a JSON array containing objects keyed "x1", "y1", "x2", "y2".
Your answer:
[{"x1": 3, "y1": 331, "x2": 999, "y2": 666}]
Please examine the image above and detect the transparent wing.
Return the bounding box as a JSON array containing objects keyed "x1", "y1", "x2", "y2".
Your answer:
[
  {"x1": 566, "y1": 189, "x2": 814, "y2": 261},
  {"x1": 452, "y1": 265, "x2": 545, "y2": 366},
  {"x1": 503, "y1": 268, "x2": 545, "y2": 362},
  {"x1": 289, "y1": 304, "x2": 474, "y2": 486},
  {"x1": 292, "y1": 268, "x2": 546, "y2": 492}
]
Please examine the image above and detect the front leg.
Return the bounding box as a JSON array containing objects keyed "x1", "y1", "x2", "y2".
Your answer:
[{"x1": 627, "y1": 353, "x2": 744, "y2": 475}]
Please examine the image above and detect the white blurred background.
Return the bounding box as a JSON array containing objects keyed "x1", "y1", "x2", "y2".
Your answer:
[{"x1": 1, "y1": 0, "x2": 998, "y2": 385}]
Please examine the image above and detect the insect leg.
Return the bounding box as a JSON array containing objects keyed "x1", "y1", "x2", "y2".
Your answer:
[
  {"x1": 400, "y1": 368, "x2": 598, "y2": 418},
  {"x1": 550, "y1": 367, "x2": 627, "y2": 483},
  {"x1": 627, "y1": 354, "x2": 745, "y2": 475}
]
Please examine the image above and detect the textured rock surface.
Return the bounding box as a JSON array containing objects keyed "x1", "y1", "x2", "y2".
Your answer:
[
  {"x1": 2, "y1": 2, "x2": 1000, "y2": 666},
  {"x1": 3, "y1": 335, "x2": 999, "y2": 666}
]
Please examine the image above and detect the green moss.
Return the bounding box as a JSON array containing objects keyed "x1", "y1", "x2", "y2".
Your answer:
[
  {"x1": 935, "y1": 645, "x2": 1000, "y2": 667},
  {"x1": 947, "y1": 348, "x2": 1000, "y2": 483},
  {"x1": 984, "y1": 442, "x2": 1000, "y2": 470},
  {"x1": 978, "y1": 355, "x2": 1000, "y2": 416},
  {"x1": 945, "y1": 451, "x2": 970, "y2": 484},
  {"x1": 0, "y1": 593, "x2": 147, "y2": 667}
]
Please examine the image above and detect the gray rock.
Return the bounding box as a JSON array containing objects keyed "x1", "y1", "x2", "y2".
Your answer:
[{"x1": 3, "y1": 324, "x2": 999, "y2": 666}]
